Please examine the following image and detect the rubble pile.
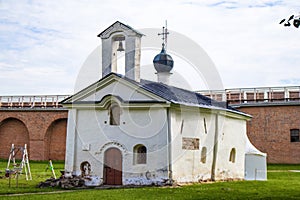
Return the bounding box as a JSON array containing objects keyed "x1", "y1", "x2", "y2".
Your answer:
[{"x1": 37, "y1": 176, "x2": 86, "y2": 189}]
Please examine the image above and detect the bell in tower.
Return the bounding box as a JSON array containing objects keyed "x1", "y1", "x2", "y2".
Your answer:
[
  {"x1": 117, "y1": 41, "x2": 125, "y2": 52},
  {"x1": 97, "y1": 21, "x2": 143, "y2": 82}
]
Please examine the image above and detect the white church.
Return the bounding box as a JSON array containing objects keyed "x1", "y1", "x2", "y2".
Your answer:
[{"x1": 62, "y1": 21, "x2": 266, "y2": 186}]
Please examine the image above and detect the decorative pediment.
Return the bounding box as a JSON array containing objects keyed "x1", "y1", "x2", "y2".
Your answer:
[
  {"x1": 97, "y1": 21, "x2": 143, "y2": 39},
  {"x1": 61, "y1": 73, "x2": 168, "y2": 108}
]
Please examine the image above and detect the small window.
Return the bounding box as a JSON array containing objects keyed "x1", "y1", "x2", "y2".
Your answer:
[
  {"x1": 180, "y1": 120, "x2": 184, "y2": 134},
  {"x1": 109, "y1": 103, "x2": 120, "y2": 125},
  {"x1": 133, "y1": 144, "x2": 147, "y2": 164},
  {"x1": 203, "y1": 118, "x2": 207, "y2": 134},
  {"x1": 229, "y1": 148, "x2": 236, "y2": 163},
  {"x1": 201, "y1": 147, "x2": 207, "y2": 163},
  {"x1": 290, "y1": 129, "x2": 300, "y2": 142}
]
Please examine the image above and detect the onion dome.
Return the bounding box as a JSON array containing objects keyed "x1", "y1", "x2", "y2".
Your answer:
[{"x1": 153, "y1": 46, "x2": 174, "y2": 73}]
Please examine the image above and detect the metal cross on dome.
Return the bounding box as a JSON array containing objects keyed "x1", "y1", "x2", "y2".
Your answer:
[{"x1": 158, "y1": 20, "x2": 169, "y2": 50}]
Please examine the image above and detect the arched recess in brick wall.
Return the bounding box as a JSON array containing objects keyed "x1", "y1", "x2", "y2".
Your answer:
[
  {"x1": 44, "y1": 118, "x2": 67, "y2": 161},
  {"x1": 0, "y1": 118, "x2": 30, "y2": 160}
]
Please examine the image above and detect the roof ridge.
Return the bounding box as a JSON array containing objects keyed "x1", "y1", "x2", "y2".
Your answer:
[{"x1": 97, "y1": 21, "x2": 144, "y2": 38}]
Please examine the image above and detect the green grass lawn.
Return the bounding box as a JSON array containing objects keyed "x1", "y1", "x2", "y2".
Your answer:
[
  {"x1": 0, "y1": 160, "x2": 299, "y2": 199},
  {"x1": 0, "y1": 159, "x2": 65, "y2": 195}
]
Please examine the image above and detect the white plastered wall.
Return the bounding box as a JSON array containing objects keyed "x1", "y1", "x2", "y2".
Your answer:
[
  {"x1": 170, "y1": 107, "x2": 216, "y2": 182},
  {"x1": 214, "y1": 114, "x2": 246, "y2": 180},
  {"x1": 170, "y1": 107, "x2": 248, "y2": 183},
  {"x1": 65, "y1": 106, "x2": 169, "y2": 185}
]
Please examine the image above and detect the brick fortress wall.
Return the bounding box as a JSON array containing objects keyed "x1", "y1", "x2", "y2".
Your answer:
[
  {"x1": 238, "y1": 105, "x2": 300, "y2": 164},
  {"x1": 0, "y1": 109, "x2": 68, "y2": 161}
]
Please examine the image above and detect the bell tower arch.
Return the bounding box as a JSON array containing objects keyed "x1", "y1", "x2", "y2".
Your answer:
[{"x1": 97, "y1": 21, "x2": 143, "y2": 82}]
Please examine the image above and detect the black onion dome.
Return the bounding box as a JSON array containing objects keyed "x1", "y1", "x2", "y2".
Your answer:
[{"x1": 153, "y1": 47, "x2": 174, "y2": 73}]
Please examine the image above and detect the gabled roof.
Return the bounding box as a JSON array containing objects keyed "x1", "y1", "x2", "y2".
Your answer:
[
  {"x1": 62, "y1": 73, "x2": 250, "y2": 118},
  {"x1": 97, "y1": 21, "x2": 144, "y2": 38}
]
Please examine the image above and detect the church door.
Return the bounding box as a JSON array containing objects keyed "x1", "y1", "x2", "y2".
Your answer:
[{"x1": 104, "y1": 148, "x2": 122, "y2": 185}]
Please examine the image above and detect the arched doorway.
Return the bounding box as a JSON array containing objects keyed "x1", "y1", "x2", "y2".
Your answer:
[
  {"x1": 44, "y1": 118, "x2": 67, "y2": 160},
  {"x1": 104, "y1": 148, "x2": 122, "y2": 185},
  {"x1": 0, "y1": 118, "x2": 29, "y2": 159}
]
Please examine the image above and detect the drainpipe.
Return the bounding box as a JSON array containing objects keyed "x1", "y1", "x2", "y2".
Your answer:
[
  {"x1": 211, "y1": 112, "x2": 219, "y2": 181},
  {"x1": 166, "y1": 107, "x2": 172, "y2": 183}
]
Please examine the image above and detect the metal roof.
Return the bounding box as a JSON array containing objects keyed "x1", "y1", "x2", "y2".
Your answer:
[{"x1": 114, "y1": 73, "x2": 244, "y2": 114}]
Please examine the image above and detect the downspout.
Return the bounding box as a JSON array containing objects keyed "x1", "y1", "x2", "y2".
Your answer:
[
  {"x1": 167, "y1": 107, "x2": 173, "y2": 184},
  {"x1": 211, "y1": 112, "x2": 219, "y2": 181}
]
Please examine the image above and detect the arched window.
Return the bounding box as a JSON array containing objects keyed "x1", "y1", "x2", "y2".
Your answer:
[
  {"x1": 201, "y1": 147, "x2": 207, "y2": 163},
  {"x1": 229, "y1": 148, "x2": 236, "y2": 163},
  {"x1": 133, "y1": 144, "x2": 147, "y2": 164},
  {"x1": 109, "y1": 103, "x2": 120, "y2": 125}
]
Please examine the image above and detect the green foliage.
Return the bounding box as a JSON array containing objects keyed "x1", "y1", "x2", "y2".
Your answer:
[{"x1": 0, "y1": 161, "x2": 299, "y2": 199}]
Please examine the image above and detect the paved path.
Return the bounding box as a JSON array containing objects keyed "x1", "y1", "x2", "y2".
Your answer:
[
  {"x1": 0, "y1": 190, "x2": 76, "y2": 197},
  {"x1": 268, "y1": 170, "x2": 300, "y2": 172}
]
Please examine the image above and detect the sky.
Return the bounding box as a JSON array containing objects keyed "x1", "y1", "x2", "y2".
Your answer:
[{"x1": 0, "y1": 0, "x2": 300, "y2": 95}]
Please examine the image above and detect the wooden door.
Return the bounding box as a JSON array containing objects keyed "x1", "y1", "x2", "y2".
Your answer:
[{"x1": 104, "y1": 148, "x2": 122, "y2": 185}]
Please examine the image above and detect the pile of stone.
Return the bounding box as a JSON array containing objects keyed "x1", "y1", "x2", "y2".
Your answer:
[
  {"x1": 60, "y1": 176, "x2": 86, "y2": 189},
  {"x1": 37, "y1": 176, "x2": 86, "y2": 189},
  {"x1": 37, "y1": 178, "x2": 59, "y2": 188}
]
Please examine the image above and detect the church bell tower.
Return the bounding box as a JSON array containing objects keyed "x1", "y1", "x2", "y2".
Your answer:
[{"x1": 97, "y1": 21, "x2": 143, "y2": 82}]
